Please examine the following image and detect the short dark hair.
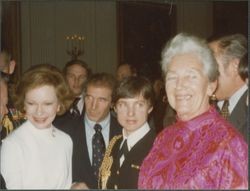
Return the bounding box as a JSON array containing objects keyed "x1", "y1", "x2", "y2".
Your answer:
[
  {"x1": 85, "y1": 73, "x2": 117, "y2": 102},
  {"x1": 63, "y1": 59, "x2": 92, "y2": 77},
  {"x1": 114, "y1": 76, "x2": 155, "y2": 107}
]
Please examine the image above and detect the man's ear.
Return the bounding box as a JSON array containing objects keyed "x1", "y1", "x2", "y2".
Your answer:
[
  {"x1": 57, "y1": 104, "x2": 61, "y2": 112},
  {"x1": 207, "y1": 80, "x2": 217, "y2": 97},
  {"x1": 230, "y1": 58, "x2": 240, "y2": 76},
  {"x1": 9, "y1": 60, "x2": 16, "y2": 74},
  {"x1": 113, "y1": 106, "x2": 117, "y2": 113}
]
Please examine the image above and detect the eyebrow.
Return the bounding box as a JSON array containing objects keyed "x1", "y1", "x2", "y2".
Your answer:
[{"x1": 167, "y1": 67, "x2": 202, "y2": 74}]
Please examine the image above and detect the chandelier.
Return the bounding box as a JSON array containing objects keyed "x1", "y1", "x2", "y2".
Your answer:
[{"x1": 66, "y1": 34, "x2": 85, "y2": 60}]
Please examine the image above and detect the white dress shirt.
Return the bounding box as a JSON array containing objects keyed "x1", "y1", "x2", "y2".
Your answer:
[
  {"x1": 218, "y1": 84, "x2": 248, "y2": 114},
  {"x1": 84, "y1": 113, "x2": 111, "y2": 164},
  {"x1": 119, "y1": 122, "x2": 150, "y2": 166}
]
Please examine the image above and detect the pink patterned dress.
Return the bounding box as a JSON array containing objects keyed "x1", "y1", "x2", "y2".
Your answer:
[{"x1": 138, "y1": 107, "x2": 248, "y2": 189}]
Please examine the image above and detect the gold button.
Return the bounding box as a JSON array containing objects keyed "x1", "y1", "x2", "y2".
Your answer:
[
  {"x1": 131, "y1": 164, "x2": 140, "y2": 169},
  {"x1": 116, "y1": 170, "x2": 119, "y2": 175}
]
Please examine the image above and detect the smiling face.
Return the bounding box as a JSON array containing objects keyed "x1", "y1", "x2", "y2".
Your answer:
[
  {"x1": 115, "y1": 95, "x2": 152, "y2": 136},
  {"x1": 24, "y1": 85, "x2": 60, "y2": 129},
  {"x1": 165, "y1": 53, "x2": 216, "y2": 121}
]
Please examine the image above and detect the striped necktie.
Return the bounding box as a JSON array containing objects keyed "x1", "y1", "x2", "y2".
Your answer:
[{"x1": 220, "y1": 100, "x2": 230, "y2": 119}]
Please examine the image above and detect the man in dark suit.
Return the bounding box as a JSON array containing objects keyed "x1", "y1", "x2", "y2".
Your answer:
[
  {"x1": 63, "y1": 73, "x2": 122, "y2": 189},
  {"x1": 54, "y1": 59, "x2": 92, "y2": 121},
  {"x1": 53, "y1": 59, "x2": 92, "y2": 135},
  {"x1": 209, "y1": 34, "x2": 248, "y2": 141},
  {"x1": 99, "y1": 76, "x2": 156, "y2": 189}
]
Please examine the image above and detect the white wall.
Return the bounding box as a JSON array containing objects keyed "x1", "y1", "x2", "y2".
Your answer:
[{"x1": 21, "y1": 1, "x2": 117, "y2": 74}]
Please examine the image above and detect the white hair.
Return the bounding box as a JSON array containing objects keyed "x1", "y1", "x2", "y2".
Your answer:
[{"x1": 161, "y1": 33, "x2": 219, "y2": 82}]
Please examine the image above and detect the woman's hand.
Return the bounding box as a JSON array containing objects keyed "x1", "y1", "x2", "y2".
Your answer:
[{"x1": 71, "y1": 182, "x2": 89, "y2": 190}]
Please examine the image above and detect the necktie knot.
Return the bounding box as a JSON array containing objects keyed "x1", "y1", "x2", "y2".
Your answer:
[{"x1": 94, "y1": 124, "x2": 102, "y2": 132}]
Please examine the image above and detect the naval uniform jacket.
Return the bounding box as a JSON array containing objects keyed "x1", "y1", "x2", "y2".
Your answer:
[{"x1": 99, "y1": 129, "x2": 156, "y2": 189}]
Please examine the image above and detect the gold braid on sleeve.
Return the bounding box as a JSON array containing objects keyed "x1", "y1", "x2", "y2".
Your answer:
[{"x1": 98, "y1": 134, "x2": 122, "y2": 189}]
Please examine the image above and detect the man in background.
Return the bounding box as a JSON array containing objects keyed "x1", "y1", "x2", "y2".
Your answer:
[
  {"x1": 209, "y1": 34, "x2": 248, "y2": 141},
  {"x1": 63, "y1": 59, "x2": 92, "y2": 116},
  {"x1": 64, "y1": 73, "x2": 122, "y2": 189},
  {"x1": 53, "y1": 59, "x2": 91, "y2": 132},
  {"x1": 116, "y1": 63, "x2": 137, "y2": 82}
]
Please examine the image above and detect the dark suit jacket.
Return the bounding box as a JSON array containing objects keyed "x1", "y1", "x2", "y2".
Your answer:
[
  {"x1": 53, "y1": 109, "x2": 84, "y2": 136},
  {"x1": 0, "y1": 174, "x2": 6, "y2": 189},
  {"x1": 54, "y1": 112, "x2": 122, "y2": 189},
  {"x1": 229, "y1": 90, "x2": 248, "y2": 141},
  {"x1": 101, "y1": 129, "x2": 156, "y2": 189}
]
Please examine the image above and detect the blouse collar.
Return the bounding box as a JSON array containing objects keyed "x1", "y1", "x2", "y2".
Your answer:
[{"x1": 175, "y1": 106, "x2": 219, "y2": 132}]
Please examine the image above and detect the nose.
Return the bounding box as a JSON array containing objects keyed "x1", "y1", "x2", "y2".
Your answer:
[
  {"x1": 36, "y1": 104, "x2": 43, "y2": 116},
  {"x1": 73, "y1": 77, "x2": 79, "y2": 86},
  {"x1": 127, "y1": 104, "x2": 135, "y2": 116},
  {"x1": 176, "y1": 77, "x2": 186, "y2": 89},
  {"x1": 91, "y1": 98, "x2": 98, "y2": 109}
]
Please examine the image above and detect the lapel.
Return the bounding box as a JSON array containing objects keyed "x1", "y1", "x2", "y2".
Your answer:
[
  {"x1": 124, "y1": 129, "x2": 155, "y2": 165},
  {"x1": 229, "y1": 90, "x2": 248, "y2": 134},
  {"x1": 74, "y1": 116, "x2": 92, "y2": 170},
  {"x1": 113, "y1": 138, "x2": 123, "y2": 170}
]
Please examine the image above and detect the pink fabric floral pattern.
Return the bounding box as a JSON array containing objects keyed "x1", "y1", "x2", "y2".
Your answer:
[{"x1": 138, "y1": 107, "x2": 248, "y2": 189}]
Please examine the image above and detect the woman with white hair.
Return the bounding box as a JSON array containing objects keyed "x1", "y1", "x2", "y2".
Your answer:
[{"x1": 138, "y1": 33, "x2": 248, "y2": 189}]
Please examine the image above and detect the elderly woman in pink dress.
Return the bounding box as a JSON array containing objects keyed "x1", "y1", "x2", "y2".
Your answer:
[{"x1": 138, "y1": 33, "x2": 248, "y2": 190}]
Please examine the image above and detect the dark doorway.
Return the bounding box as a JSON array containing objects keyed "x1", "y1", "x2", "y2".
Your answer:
[
  {"x1": 213, "y1": 1, "x2": 248, "y2": 37},
  {"x1": 117, "y1": 1, "x2": 176, "y2": 80}
]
